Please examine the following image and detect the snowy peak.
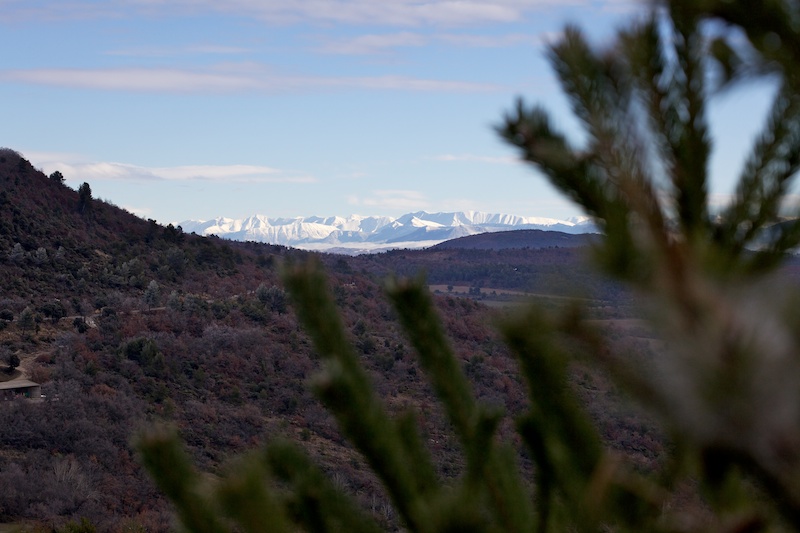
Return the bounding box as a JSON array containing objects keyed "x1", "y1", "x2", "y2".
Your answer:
[{"x1": 178, "y1": 210, "x2": 596, "y2": 254}]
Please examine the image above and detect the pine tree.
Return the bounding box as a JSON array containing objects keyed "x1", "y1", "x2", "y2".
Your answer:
[
  {"x1": 17, "y1": 307, "x2": 35, "y2": 340},
  {"x1": 144, "y1": 280, "x2": 160, "y2": 311},
  {"x1": 6, "y1": 352, "x2": 20, "y2": 372},
  {"x1": 78, "y1": 182, "x2": 92, "y2": 214}
]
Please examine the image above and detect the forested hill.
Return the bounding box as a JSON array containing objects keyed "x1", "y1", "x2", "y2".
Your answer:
[
  {"x1": 0, "y1": 148, "x2": 298, "y2": 306},
  {"x1": 433, "y1": 228, "x2": 598, "y2": 250},
  {"x1": 0, "y1": 148, "x2": 165, "y2": 263}
]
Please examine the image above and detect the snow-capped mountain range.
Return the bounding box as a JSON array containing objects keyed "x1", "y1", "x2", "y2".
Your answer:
[{"x1": 178, "y1": 211, "x2": 597, "y2": 254}]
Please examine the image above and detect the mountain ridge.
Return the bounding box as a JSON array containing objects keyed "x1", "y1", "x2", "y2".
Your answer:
[
  {"x1": 179, "y1": 210, "x2": 597, "y2": 254},
  {"x1": 432, "y1": 229, "x2": 600, "y2": 250}
]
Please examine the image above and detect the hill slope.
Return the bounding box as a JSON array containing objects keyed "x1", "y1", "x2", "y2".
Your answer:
[
  {"x1": 0, "y1": 149, "x2": 294, "y2": 306},
  {"x1": 433, "y1": 228, "x2": 599, "y2": 250}
]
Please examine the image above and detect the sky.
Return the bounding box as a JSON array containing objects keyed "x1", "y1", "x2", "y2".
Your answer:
[{"x1": 0, "y1": 0, "x2": 778, "y2": 225}]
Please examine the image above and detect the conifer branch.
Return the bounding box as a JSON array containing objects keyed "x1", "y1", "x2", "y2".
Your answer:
[
  {"x1": 670, "y1": 7, "x2": 712, "y2": 235},
  {"x1": 137, "y1": 427, "x2": 231, "y2": 533},
  {"x1": 215, "y1": 453, "x2": 292, "y2": 533},
  {"x1": 265, "y1": 441, "x2": 383, "y2": 533},
  {"x1": 386, "y1": 277, "x2": 534, "y2": 533},
  {"x1": 670, "y1": 0, "x2": 800, "y2": 88},
  {"x1": 717, "y1": 86, "x2": 800, "y2": 266},
  {"x1": 502, "y1": 310, "x2": 602, "y2": 507},
  {"x1": 283, "y1": 260, "x2": 437, "y2": 532}
]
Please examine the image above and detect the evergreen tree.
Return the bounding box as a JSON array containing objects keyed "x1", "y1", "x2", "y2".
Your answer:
[
  {"x1": 256, "y1": 283, "x2": 288, "y2": 314},
  {"x1": 8, "y1": 243, "x2": 25, "y2": 263},
  {"x1": 144, "y1": 280, "x2": 160, "y2": 311},
  {"x1": 6, "y1": 352, "x2": 19, "y2": 372},
  {"x1": 17, "y1": 307, "x2": 35, "y2": 339},
  {"x1": 78, "y1": 182, "x2": 92, "y2": 214}
]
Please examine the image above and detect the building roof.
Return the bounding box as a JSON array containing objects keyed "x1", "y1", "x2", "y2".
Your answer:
[{"x1": 0, "y1": 379, "x2": 40, "y2": 391}]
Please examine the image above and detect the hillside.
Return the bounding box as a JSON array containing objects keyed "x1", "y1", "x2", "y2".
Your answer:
[
  {"x1": 432, "y1": 228, "x2": 599, "y2": 250},
  {"x1": 0, "y1": 149, "x2": 296, "y2": 305},
  {"x1": 0, "y1": 150, "x2": 661, "y2": 531}
]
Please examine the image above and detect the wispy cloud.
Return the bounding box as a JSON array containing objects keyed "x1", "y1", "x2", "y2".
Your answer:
[
  {"x1": 105, "y1": 44, "x2": 252, "y2": 57},
  {"x1": 343, "y1": 75, "x2": 498, "y2": 91},
  {"x1": 599, "y1": 0, "x2": 644, "y2": 14},
  {"x1": 698, "y1": 193, "x2": 800, "y2": 216},
  {"x1": 26, "y1": 152, "x2": 315, "y2": 184},
  {"x1": 319, "y1": 32, "x2": 427, "y2": 55},
  {"x1": 123, "y1": 205, "x2": 153, "y2": 218},
  {"x1": 1, "y1": 67, "x2": 261, "y2": 92},
  {"x1": 433, "y1": 153, "x2": 519, "y2": 164},
  {"x1": 0, "y1": 65, "x2": 500, "y2": 93},
  {"x1": 438, "y1": 32, "x2": 548, "y2": 48},
  {"x1": 0, "y1": 0, "x2": 597, "y2": 27},
  {"x1": 318, "y1": 30, "x2": 550, "y2": 55},
  {"x1": 348, "y1": 189, "x2": 431, "y2": 211},
  {"x1": 282, "y1": 1, "x2": 521, "y2": 26}
]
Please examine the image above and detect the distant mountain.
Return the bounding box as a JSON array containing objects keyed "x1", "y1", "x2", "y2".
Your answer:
[{"x1": 179, "y1": 211, "x2": 598, "y2": 254}]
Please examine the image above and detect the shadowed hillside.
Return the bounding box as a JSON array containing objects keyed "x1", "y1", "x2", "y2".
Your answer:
[
  {"x1": 433, "y1": 228, "x2": 598, "y2": 250},
  {"x1": 0, "y1": 149, "x2": 298, "y2": 305}
]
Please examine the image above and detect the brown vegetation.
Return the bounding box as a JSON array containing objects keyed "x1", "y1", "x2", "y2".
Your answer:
[{"x1": 0, "y1": 149, "x2": 666, "y2": 530}]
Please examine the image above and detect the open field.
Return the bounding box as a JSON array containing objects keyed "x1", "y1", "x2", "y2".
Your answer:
[
  {"x1": 429, "y1": 284, "x2": 601, "y2": 301},
  {"x1": 429, "y1": 284, "x2": 616, "y2": 313}
]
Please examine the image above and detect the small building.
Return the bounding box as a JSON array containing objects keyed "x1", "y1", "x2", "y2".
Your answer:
[{"x1": 0, "y1": 379, "x2": 42, "y2": 401}]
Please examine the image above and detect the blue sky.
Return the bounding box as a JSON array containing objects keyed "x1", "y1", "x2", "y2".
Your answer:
[{"x1": 0, "y1": 0, "x2": 776, "y2": 225}]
